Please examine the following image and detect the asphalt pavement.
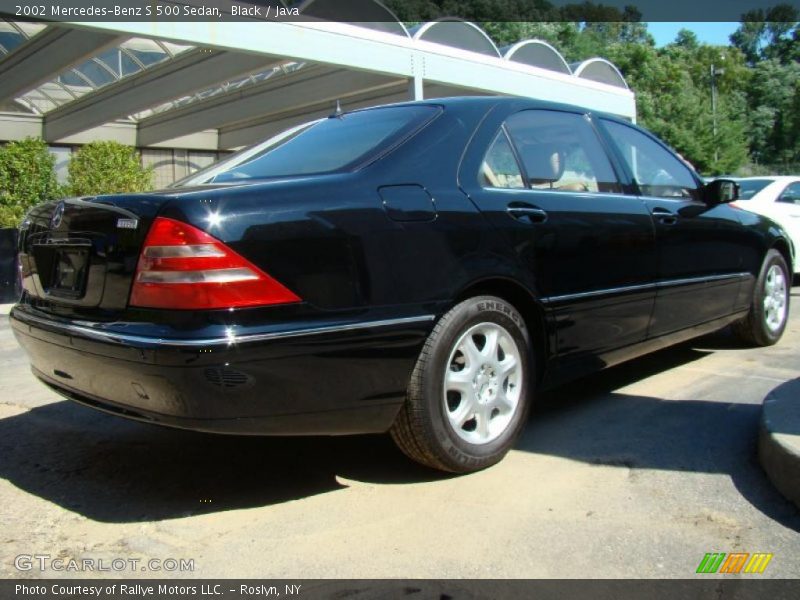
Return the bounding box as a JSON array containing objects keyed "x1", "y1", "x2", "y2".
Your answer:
[{"x1": 1, "y1": 296, "x2": 799, "y2": 579}]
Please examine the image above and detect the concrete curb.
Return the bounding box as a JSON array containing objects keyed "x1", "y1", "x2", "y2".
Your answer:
[{"x1": 759, "y1": 379, "x2": 800, "y2": 509}]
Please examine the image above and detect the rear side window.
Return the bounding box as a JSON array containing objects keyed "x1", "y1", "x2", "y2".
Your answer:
[
  {"x1": 602, "y1": 119, "x2": 699, "y2": 200},
  {"x1": 212, "y1": 105, "x2": 439, "y2": 182},
  {"x1": 480, "y1": 129, "x2": 525, "y2": 189},
  {"x1": 504, "y1": 110, "x2": 621, "y2": 194}
]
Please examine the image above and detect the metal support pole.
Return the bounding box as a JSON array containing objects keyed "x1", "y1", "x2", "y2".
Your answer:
[
  {"x1": 711, "y1": 64, "x2": 718, "y2": 164},
  {"x1": 409, "y1": 53, "x2": 424, "y2": 101},
  {"x1": 409, "y1": 74, "x2": 424, "y2": 101},
  {"x1": 710, "y1": 61, "x2": 725, "y2": 165}
]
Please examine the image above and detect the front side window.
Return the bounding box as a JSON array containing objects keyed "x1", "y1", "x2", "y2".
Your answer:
[
  {"x1": 210, "y1": 105, "x2": 439, "y2": 182},
  {"x1": 480, "y1": 129, "x2": 525, "y2": 189},
  {"x1": 504, "y1": 110, "x2": 621, "y2": 194},
  {"x1": 602, "y1": 119, "x2": 699, "y2": 200}
]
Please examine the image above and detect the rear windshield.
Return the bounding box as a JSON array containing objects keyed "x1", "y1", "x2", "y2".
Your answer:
[
  {"x1": 210, "y1": 105, "x2": 439, "y2": 182},
  {"x1": 736, "y1": 179, "x2": 774, "y2": 200}
]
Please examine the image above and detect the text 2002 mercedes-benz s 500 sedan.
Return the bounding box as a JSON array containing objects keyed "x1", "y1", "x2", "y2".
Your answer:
[{"x1": 10, "y1": 97, "x2": 794, "y2": 473}]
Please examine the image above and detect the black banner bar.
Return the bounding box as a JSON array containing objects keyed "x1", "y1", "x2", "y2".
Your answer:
[
  {"x1": 4, "y1": 580, "x2": 800, "y2": 600},
  {"x1": 0, "y1": 0, "x2": 798, "y2": 23}
]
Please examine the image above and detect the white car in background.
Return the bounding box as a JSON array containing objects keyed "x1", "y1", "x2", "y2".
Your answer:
[{"x1": 732, "y1": 176, "x2": 800, "y2": 274}]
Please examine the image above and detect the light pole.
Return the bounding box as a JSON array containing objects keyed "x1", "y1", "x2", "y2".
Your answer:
[{"x1": 710, "y1": 61, "x2": 725, "y2": 165}]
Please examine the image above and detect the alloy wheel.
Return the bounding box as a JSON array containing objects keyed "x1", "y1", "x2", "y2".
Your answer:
[
  {"x1": 442, "y1": 322, "x2": 523, "y2": 445},
  {"x1": 763, "y1": 263, "x2": 788, "y2": 333}
]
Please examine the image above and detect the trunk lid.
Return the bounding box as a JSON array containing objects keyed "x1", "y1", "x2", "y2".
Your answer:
[{"x1": 18, "y1": 194, "x2": 170, "y2": 316}]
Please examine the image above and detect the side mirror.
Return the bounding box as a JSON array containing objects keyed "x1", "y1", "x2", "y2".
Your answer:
[{"x1": 703, "y1": 179, "x2": 739, "y2": 205}]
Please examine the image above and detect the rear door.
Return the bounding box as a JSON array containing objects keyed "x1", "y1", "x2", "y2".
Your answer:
[
  {"x1": 460, "y1": 108, "x2": 657, "y2": 364},
  {"x1": 598, "y1": 118, "x2": 745, "y2": 336}
]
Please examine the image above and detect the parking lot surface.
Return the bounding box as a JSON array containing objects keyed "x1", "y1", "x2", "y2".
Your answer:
[{"x1": 1, "y1": 296, "x2": 799, "y2": 579}]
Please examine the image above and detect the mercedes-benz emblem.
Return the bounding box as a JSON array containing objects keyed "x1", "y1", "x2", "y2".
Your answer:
[{"x1": 50, "y1": 201, "x2": 65, "y2": 229}]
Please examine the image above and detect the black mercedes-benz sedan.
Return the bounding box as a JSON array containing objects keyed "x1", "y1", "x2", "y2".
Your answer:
[{"x1": 10, "y1": 97, "x2": 794, "y2": 473}]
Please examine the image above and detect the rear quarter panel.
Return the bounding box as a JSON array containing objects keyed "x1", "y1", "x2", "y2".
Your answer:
[{"x1": 160, "y1": 102, "x2": 519, "y2": 318}]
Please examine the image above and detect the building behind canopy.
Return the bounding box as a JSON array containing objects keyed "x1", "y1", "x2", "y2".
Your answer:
[{"x1": 0, "y1": 1, "x2": 635, "y2": 187}]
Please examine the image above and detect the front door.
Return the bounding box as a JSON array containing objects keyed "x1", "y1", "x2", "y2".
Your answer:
[
  {"x1": 598, "y1": 118, "x2": 745, "y2": 336},
  {"x1": 461, "y1": 108, "x2": 657, "y2": 367}
]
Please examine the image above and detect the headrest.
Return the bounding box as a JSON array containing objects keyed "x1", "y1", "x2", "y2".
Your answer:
[{"x1": 520, "y1": 143, "x2": 565, "y2": 184}]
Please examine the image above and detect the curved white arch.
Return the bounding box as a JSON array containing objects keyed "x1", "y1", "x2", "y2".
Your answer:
[
  {"x1": 571, "y1": 58, "x2": 628, "y2": 89},
  {"x1": 412, "y1": 19, "x2": 501, "y2": 57},
  {"x1": 299, "y1": 0, "x2": 410, "y2": 37},
  {"x1": 503, "y1": 39, "x2": 571, "y2": 75}
]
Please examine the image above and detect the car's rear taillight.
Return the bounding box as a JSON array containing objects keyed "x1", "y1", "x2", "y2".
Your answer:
[{"x1": 129, "y1": 217, "x2": 301, "y2": 309}]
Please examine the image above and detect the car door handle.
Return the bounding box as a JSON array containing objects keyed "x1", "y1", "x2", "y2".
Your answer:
[
  {"x1": 651, "y1": 207, "x2": 678, "y2": 226},
  {"x1": 507, "y1": 205, "x2": 548, "y2": 224}
]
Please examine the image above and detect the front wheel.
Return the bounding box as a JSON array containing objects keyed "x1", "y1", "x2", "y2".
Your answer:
[
  {"x1": 733, "y1": 249, "x2": 790, "y2": 346},
  {"x1": 390, "y1": 296, "x2": 532, "y2": 473}
]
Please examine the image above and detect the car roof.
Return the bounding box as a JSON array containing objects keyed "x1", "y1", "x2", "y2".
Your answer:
[{"x1": 355, "y1": 95, "x2": 628, "y2": 121}]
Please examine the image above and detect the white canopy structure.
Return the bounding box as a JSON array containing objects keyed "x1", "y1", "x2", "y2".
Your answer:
[{"x1": 0, "y1": 1, "x2": 635, "y2": 183}]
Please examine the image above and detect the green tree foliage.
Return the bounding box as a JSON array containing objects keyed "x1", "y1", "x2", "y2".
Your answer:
[
  {"x1": 67, "y1": 141, "x2": 153, "y2": 197},
  {"x1": 674, "y1": 29, "x2": 699, "y2": 50},
  {"x1": 0, "y1": 138, "x2": 62, "y2": 228},
  {"x1": 648, "y1": 42, "x2": 749, "y2": 174},
  {"x1": 728, "y1": 7, "x2": 800, "y2": 172},
  {"x1": 745, "y1": 59, "x2": 800, "y2": 168},
  {"x1": 731, "y1": 5, "x2": 799, "y2": 64}
]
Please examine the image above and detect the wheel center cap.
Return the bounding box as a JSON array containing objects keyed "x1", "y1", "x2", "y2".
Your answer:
[
  {"x1": 771, "y1": 286, "x2": 784, "y2": 308},
  {"x1": 474, "y1": 364, "x2": 497, "y2": 404}
]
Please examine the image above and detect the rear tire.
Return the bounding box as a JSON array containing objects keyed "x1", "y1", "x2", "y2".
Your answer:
[
  {"x1": 390, "y1": 296, "x2": 532, "y2": 473},
  {"x1": 733, "y1": 249, "x2": 790, "y2": 346}
]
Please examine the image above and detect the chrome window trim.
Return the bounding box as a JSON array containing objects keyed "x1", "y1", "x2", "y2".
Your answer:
[{"x1": 480, "y1": 187, "x2": 633, "y2": 200}]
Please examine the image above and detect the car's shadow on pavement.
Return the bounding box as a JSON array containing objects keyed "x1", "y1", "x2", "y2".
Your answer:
[
  {"x1": 0, "y1": 328, "x2": 797, "y2": 528},
  {"x1": 0, "y1": 400, "x2": 442, "y2": 523}
]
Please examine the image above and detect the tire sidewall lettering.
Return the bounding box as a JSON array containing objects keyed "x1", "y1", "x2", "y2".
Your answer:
[
  {"x1": 475, "y1": 300, "x2": 524, "y2": 328},
  {"x1": 424, "y1": 296, "x2": 532, "y2": 469}
]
